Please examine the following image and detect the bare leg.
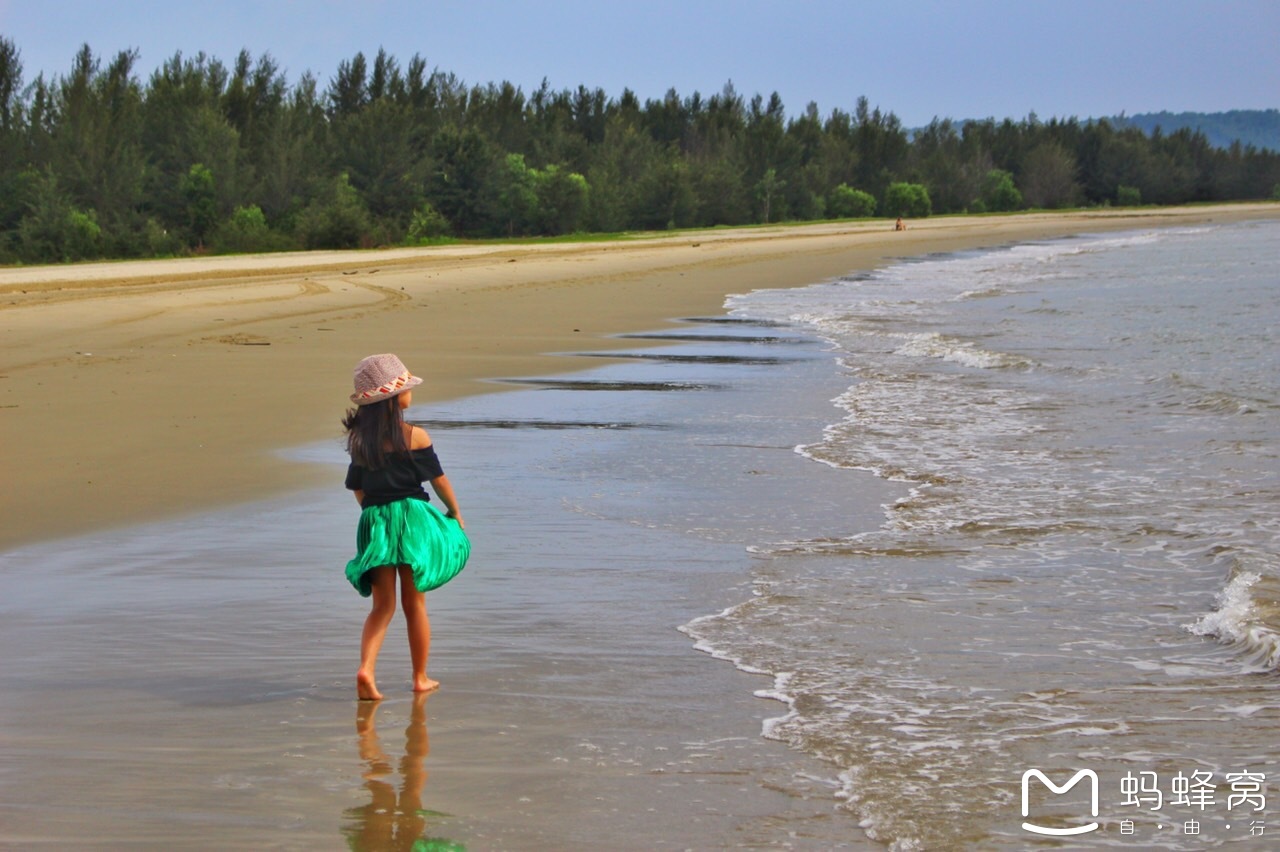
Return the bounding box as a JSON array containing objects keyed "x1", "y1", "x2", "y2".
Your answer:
[
  {"x1": 357, "y1": 567, "x2": 398, "y2": 700},
  {"x1": 399, "y1": 565, "x2": 438, "y2": 693}
]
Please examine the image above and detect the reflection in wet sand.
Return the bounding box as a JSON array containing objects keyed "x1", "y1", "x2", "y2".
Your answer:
[{"x1": 343, "y1": 693, "x2": 464, "y2": 852}]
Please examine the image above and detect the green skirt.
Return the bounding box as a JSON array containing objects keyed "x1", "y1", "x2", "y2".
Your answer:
[{"x1": 345, "y1": 498, "x2": 471, "y2": 596}]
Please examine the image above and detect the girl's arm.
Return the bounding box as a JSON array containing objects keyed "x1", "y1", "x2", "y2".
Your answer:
[
  {"x1": 413, "y1": 426, "x2": 464, "y2": 527},
  {"x1": 353, "y1": 489, "x2": 365, "y2": 507},
  {"x1": 429, "y1": 475, "x2": 464, "y2": 528}
]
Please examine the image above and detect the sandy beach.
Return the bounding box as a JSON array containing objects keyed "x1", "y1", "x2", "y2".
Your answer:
[
  {"x1": 4, "y1": 205, "x2": 1280, "y2": 849},
  {"x1": 3, "y1": 204, "x2": 1277, "y2": 551}
]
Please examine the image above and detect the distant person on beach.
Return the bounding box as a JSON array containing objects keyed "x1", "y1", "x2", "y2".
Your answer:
[
  {"x1": 895, "y1": 217, "x2": 907, "y2": 231},
  {"x1": 342, "y1": 353, "x2": 470, "y2": 700}
]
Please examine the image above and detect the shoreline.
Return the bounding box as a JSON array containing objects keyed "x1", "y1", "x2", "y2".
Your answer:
[
  {"x1": 0, "y1": 308, "x2": 895, "y2": 848},
  {"x1": 3, "y1": 204, "x2": 1278, "y2": 550}
]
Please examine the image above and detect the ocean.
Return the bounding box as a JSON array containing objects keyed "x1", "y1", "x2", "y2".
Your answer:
[
  {"x1": 2, "y1": 219, "x2": 1276, "y2": 849},
  {"x1": 437, "y1": 217, "x2": 1280, "y2": 848},
  {"x1": 682, "y1": 218, "x2": 1280, "y2": 848}
]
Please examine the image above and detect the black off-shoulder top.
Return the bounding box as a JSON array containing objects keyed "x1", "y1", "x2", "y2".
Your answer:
[{"x1": 345, "y1": 446, "x2": 445, "y2": 508}]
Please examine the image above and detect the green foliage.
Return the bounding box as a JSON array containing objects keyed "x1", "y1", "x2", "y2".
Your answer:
[
  {"x1": 0, "y1": 37, "x2": 20, "y2": 132},
  {"x1": 180, "y1": 163, "x2": 218, "y2": 244},
  {"x1": 52, "y1": 47, "x2": 147, "y2": 250},
  {"x1": 827, "y1": 183, "x2": 877, "y2": 218},
  {"x1": 16, "y1": 170, "x2": 102, "y2": 262},
  {"x1": 295, "y1": 173, "x2": 372, "y2": 249},
  {"x1": 980, "y1": 169, "x2": 1022, "y2": 212},
  {"x1": 428, "y1": 125, "x2": 498, "y2": 236},
  {"x1": 143, "y1": 217, "x2": 183, "y2": 256},
  {"x1": 1270, "y1": 183, "x2": 1280, "y2": 201},
  {"x1": 1020, "y1": 142, "x2": 1081, "y2": 208},
  {"x1": 883, "y1": 182, "x2": 932, "y2": 218},
  {"x1": 534, "y1": 164, "x2": 590, "y2": 235},
  {"x1": 633, "y1": 156, "x2": 697, "y2": 230},
  {"x1": 489, "y1": 154, "x2": 591, "y2": 236},
  {"x1": 755, "y1": 168, "x2": 786, "y2": 223},
  {"x1": 1116, "y1": 185, "x2": 1142, "y2": 206},
  {"x1": 690, "y1": 158, "x2": 750, "y2": 226},
  {"x1": 19, "y1": 201, "x2": 103, "y2": 263},
  {"x1": 230, "y1": 203, "x2": 269, "y2": 231},
  {"x1": 406, "y1": 202, "x2": 452, "y2": 242},
  {"x1": 331, "y1": 95, "x2": 427, "y2": 221},
  {"x1": 64, "y1": 210, "x2": 103, "y2": 258},
  {"x1": 210, "y1": 204, "x2": 292, "y2": 253},
  {"x1": 494, "y1": 153, "x2": 537, "y2": 236},
  {"x1": 0, "y1": 39, "x2": 23, "y2": 258},
  {"x1": 1, "y1": 39, "x2": 1279, "y2": 262}
]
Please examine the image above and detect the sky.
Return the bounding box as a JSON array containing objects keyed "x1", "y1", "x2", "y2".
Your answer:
[{"x1": 1, "y1": 0, "x2": 1277, "y2": 127}]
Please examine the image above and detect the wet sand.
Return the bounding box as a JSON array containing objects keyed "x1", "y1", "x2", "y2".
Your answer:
[
  {"x1": 4, "y1": 205, "x2": 1278, "y2": 551},
  {"x1": 3, "y1": 206, "x2": 1280, "y2": 848},
  {"x1": 0, "y1": 334, "x2": 886, "y2": 848}
]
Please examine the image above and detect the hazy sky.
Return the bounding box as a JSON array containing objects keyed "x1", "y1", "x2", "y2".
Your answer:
[{"x1": 2, "y1": 0, "x2": 1276, "y2": 126}]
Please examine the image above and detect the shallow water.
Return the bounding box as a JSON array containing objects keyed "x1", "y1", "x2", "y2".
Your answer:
[
  {"x1": 0, "y1": 318, "x2": 882, "y2": 849},
  {"x1": 4, "y1": 221, "x2": 1276, "y2": 849},
  {"x1": 685, "y1": 220, "x2": 1280, "y2": 848}
]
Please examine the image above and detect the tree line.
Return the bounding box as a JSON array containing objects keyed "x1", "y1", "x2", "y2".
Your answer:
[{"x1": 2, "y1": 40, "x2": 1278, "y2": 264}]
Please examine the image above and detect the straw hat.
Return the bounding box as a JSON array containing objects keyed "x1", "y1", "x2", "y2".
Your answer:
[{"x1": 350, "y1": 353, "x2": 423, "y2": 405}]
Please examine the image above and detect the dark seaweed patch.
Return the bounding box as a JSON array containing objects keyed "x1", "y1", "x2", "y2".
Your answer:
[
  {"x1": 415, "y1": 418, "x2": 668, "y2": 431},
  {"x1": 497, "y1": 378, "x2": 721, "y2": 391},
  {"x1": 676, "y1": 316, "x2": 788, "y2": 328},
  {"x1": 617, "y1": 333, "x2": 806, "y2": 345},
  {"x1": 575, "y1": 352, "x2": 788, "y2": 365}
]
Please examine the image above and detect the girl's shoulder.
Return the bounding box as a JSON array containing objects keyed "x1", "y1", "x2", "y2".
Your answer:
[{"x1": 407, "y1": 424, "x2": 433, "y2": 450}]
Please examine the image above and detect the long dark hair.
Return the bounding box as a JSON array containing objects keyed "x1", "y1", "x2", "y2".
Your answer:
[{"x1": 342, "y1": 398, "x2": 407, "y2": 469}]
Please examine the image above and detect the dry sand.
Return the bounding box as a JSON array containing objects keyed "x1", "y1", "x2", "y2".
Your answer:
[{"x1": 3, "y1": 204, "x2": 1277, "y2": 550}]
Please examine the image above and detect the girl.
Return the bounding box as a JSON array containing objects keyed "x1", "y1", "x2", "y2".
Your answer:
[{"x1": 343, "y1": 353, "x2": 470, "y2": 700}]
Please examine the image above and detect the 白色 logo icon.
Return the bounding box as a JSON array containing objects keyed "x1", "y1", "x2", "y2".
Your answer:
[{"x1": 1022, "y1": 769, "x2": 1101, "y2": 836}]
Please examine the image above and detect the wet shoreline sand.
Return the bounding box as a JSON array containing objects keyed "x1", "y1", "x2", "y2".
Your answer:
[
  {"x1": 1, "y1": 324, "x2": 887, "y2": 848},
  {"x1": 3, "y1": 206, "x2": 1280, "y2": 848},
  {"x1": 4, "y1": 205, "x2": 1278, "y2": 551}
]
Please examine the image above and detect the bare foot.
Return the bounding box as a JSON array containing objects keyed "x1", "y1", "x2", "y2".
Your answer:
[
  {"x1": 413, "y1": 675, "x2": 440, "y2": 694},
  {"x1": 356, "y1": 670, "x2": 383, "y2": 701}
]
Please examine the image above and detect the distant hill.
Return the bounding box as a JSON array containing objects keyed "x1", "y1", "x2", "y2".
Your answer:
[
  {"x1": 1112, "y1": 109, "x2": 1280, "y2": 152},
  {"x1": 911, "y1": 110, "x2": 1279, "y2": 153}
]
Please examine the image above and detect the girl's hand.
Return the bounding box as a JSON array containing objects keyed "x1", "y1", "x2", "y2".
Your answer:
[{"x1": 447, "y1": 510, "x2": 466, "y2": 529}]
